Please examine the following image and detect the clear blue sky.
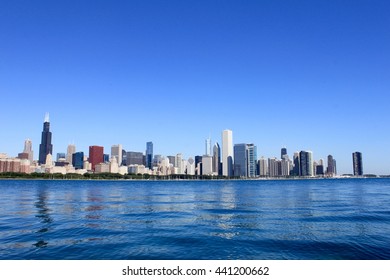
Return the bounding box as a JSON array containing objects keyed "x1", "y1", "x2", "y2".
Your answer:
[{"x1": 1, "y1": 0, "x2": 389, "y2": 175}]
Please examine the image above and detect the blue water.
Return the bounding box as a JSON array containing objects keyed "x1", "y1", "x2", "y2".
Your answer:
[{"x1": 0, "y1": 178, "x2": 389, "y2": 260}]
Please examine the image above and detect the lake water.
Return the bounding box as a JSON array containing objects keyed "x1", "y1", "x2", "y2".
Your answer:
[{"x1": 0, "y1": 178, "x2": 389, "y2": 260}]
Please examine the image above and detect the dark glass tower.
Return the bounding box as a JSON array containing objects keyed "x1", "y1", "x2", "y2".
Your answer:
[
  {"x1": 146, "y1": 142, "x2": 153, "y2": 169},
  {"x1": 38, "y1": 113, "x2": 53, "y2": 164},
  {"x1": 281, "y1": 147, "x2": 287, "y2": 159},
  {"x1": 352, "y1": 152, "x2": 363, "y2": 176}
]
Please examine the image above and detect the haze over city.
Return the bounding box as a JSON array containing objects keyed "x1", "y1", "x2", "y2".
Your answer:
[{"x1": 1, "y1": 0, "x2": 389, "y2": 175}]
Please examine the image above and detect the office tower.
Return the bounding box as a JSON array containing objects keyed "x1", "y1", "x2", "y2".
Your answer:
[
  {"x1": 327, "y1": 155, "x2": 337, "y2": 175},
  {"x1": 89, "y1": 145, "x2": 104, "y2": 171},
  {"x1": 205, "y1": 137, "x2": 211, "y2": 156},
  {"x1": 280, "y1": 158, "x2": 290, "y2": 176},
  {"x1": 202, "y1": 155, "x2": 213, "y2": 175},
  {"x1": 186, "y1": 157, "x2": 195, "y2": 175},
  {"x1": 352, "y1": 152, "x2": 363, "y2": 176},
  {"x1": 268, "y1": 157, "x2": 279, "y2": 177},
  {"x1": 292, "y1": 152, "x2": 300, "y2": 176},
  {"x1": 66, "y1": 144, "x2": 76, "y2": 164},
  {"x1": 126, "y1": 151, "x2": 144, "y2": 166},
  {"x1": 212, "y1": 142, "x2": 221, "y2": 175},
  {"x1": 281, "y1": 147, "x2": 287, "y2": 159},
  {"x1": 194, "y1": 155, "x2": 202, "y2": 175},
  {"x1": 222, "y1": 129, "x2": 233, "y2": 177},
  {"x1": 111, "y1": 144, "x2": 122, "y2": 167},
  {"x1": 56, "y1": 153, "x2": 66, "y2": 161},
  {"x1": 72, "y1": 152, "x2": 84, "y2": 169},
  {"x1": 145, "y1": 142, "x2": 153, "y2": 169},
  {"x1": 299, "y1": 151, "x2": 313, "y2": 176},
  {"x1": 234, "y1": 144, "x2": 247, "y2": 177},
  {"x1": 23, "y1": 139, "x2": 33, "y2": 162},
  {"x1": 258, "y1": 157, "x2": 268, "y2": 176},
  {"x1": 122, "y1": 149, "x2": 127, "y2": 166},
  {"x1": 103, "y1": 154, "x2": 110, "y2": 162},
  {"x1": 247, "y1": 144, "x2": 257, "y2": 177},
  {"x1": 175, "y1": 153, "x2": 183, "y2": 173},
  {"x1": 38, "y1": 113, "x2": 53, "y2": 164}
]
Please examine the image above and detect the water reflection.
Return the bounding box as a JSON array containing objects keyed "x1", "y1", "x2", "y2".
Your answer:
[{"x1": 34, "y1": 186, "x2": 52, "y2": 248}]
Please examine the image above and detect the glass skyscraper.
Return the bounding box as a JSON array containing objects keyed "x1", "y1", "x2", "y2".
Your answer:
[
  {"x1": 352, "y1": 152, "x2": 363, "y2": 176},
  {"x1": 146, "y1": 142, "x2": 153, "y2": 169}
]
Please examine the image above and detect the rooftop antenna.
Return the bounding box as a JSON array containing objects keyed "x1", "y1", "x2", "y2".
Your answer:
[{"x1": 44, "y1": 112, "x2": 50, "y2": 123}]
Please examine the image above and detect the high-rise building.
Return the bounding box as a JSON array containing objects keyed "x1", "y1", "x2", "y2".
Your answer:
[
  {"x1": 212, "y1": 142, "x2": 221, "y2": 175},
  {"x1": 111, "y1": 144, "x2": 123, "y2": 167},
  {"x1": 38, "y1": 113, "x2": 53, "y2": 164},
  {"x1": 258, "y1": 157, "x2": 268, "y2": 176},
  {"x1": 23, "y1": 139, "x2": 33, "y2": 163},
  {"x1": 234, "y1": 143, "x2": 257, "y2": 178},
  {"x1": 126, "y1": 151, "x2": 144, "y2": 166},
  {"x1": 202, "y1": 155, "x2": 213, "y2": 176},
  {"x1": 352, "y1": 152, "x2": 363, "y2": 176},
  {"x1": 327, "y1": 155, "x2": 337, "y2": 176},
  {"x1": 205, "y1": 137, "x2": 211, "y2": 156},
  {"x1": 299, "y1": 151, "x2": 313, "y2": 177},
  {"x1": 222, "y1": 129, "x2": 233, "y2": 177},
  {"x1": 72, "y1": 152, "x2": 84, "y2": 170},
  {"x1": 268, "y1": 157, "x2": 279, "y2": 177},
  {"x1": 292, "y1": 152, "x2": 300, "y2": 176},
  {"x1": 281, "y1": 147, "x2": 287, "y2": 159},
  {"x1": 66, "y1": 144, "x2": 76, "y2": 164},
  {"x1": 146, "y1": 142, "x2": 153, "y2": 169},
  {"x1": 167, "y1": 156, "x2": 176, "y2": 167},
  {"x1": 56, "y1": 153, "x2": 66, "y2": 161},
  {"x1": 89, "y1": 146, "x2": 104, "y2": 171}
]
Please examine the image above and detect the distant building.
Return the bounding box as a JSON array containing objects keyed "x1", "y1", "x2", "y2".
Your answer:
[
  {"x1": 212, "y1": 142, "x2": 221, "y2": 176},
  {"x1": 352, "y1": 152, "x2": 363, "y2": 176},
  {"x1": 202, "y1": 155, "x2": 213, "y2": 176},
  {"x1": 281, "y1": 147, "x2": 287, "y2": 159},
  {"x1": 23, "y1": 139, "x2": 34, "y2": 163},
  {"x1": 222, "y1": 129, "x2": 233, "y2": 177},
  {"x1": 167, "y1": 156, "x2": 176, "y2": 167},
  {"x1": 38, "y1": 113, "x2": 53, "y2": 165},
  {"x1": 72, "y1": 152, "x2": 84, "y2": 170},
  {"x1": 234, "y1": 143, "x2": 257, "y2": 177},
  {"x1": 56, "y1": 153, "x2": 66, "y2": 162},
  {"x1": 89, "y1": 146, "x2": 104, "y2": 171},
  {"x1": 299, "y1": 151, "x2": 313, "y2": 176},
  {"x1": 258, "y1": 157, "x2": 268, "y2": 176},
  {"x1": 292, "y1": 152, "x2": 300, "y2": 176},
  {"x1": 146, "y1": 142, "x2": 153, "y2": 169},
  {"x1": 186, "y1": 157, "x2": 195, "y2": 175},
  {"x1": 126, "y1": 151, "x2": 144, "y2": 166},
  {"x1": 103, "y1": 154, "x2": 110, "y2": 163},
  {"x1": 111, "y1": 144, "x2": 122, "y2": 167},
  {"x1": 66, "y1": 144, "x2": 76, "y2": 164},
  {"x1": 327, "y1": 155, "x2": 337, "y2": 176}
]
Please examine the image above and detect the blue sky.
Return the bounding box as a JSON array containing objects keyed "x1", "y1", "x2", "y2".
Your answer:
[{"x1": 1, "y1": 0, "x2": 389, "y2": 175}]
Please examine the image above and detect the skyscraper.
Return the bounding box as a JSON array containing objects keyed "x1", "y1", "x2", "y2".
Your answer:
[
  {"x1": 352, "y1": 152, "x2": 363, "y2": 176},
  {"x1": 66, "y1": 144, "x2": 76, "y2": 164},
  {"x1": 222, "y1": 129, "x2": 233, "y2": 177},
  {"x1": 212, "y1": 142, "x2": 221, "y2": 175},
  {"x1": 23, "y1": 139, "x2": 33, "y2": 163},
  {"x1": 205, "y1": 137, "x2": 211, "y2": 156},
  {"x1": 146, "y1": 142, "x2": 153, "y2": 169},
  {"x1": 299, "y1": 151, "x2": 313, "y2": 177},
  {"x1": 327, "y1": 155, "x2": 337, "y2": 176},
  {"x1": 38, "y1": 113, "x2": 53, "y2": 165},
  {"x1": 111, "y1": 144, "x2": 123, "y2": 167},
  {"x1": 89, "y1": 146, "x2": 104, "y2": 171},
  {"x1": 281, "y1": 147, "x2": 287, "y2": 159},
  {"x1": 72, "y1": 152, "x2": 84, "y2": 169}
]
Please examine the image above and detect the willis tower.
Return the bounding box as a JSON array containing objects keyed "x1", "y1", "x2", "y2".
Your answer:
[{"x1": 38, "y1": 113, "x2": 53, "y2": 164}]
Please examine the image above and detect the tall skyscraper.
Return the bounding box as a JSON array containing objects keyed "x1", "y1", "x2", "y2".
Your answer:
[
  {"x1": 299, "y1": 151, "x2": 313, "y2": 177},
  {"x1": 126, "y1": 151, "x2": 144, "y2": 166},
  {"x1": 352, "y1": 152, "x2": 363, "y2": 176},
  {"x1": 38, "y1": 113, "x2": 53, "y2": 165},
  {"x1": 89, "y1": 146, "x2": 104, "y2": 171},
  {"x1": 146, "y1": 142, "x2": 153, "y2": 169},
  {"x1": 222, "y1": 129, "x2": 233, "y2": 177},
  {"x1": 212, "y1": 142, "x2": 221, "y2": 175},
  {"x1": 23, "y1": 139, "x2": 33, "y2": 163},
  {"x1": 327, "y1": 155, "x2": 337, "y2": 176},
  {"x1": 66, "y1": 144, "x2": 76, "y2": 164},
  {"x1": 111, "y1": 144, "x2": 123, "y2": 167}
]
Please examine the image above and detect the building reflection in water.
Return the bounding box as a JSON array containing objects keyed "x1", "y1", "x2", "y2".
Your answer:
[{"x1": 34, "y1": 186, "x2": 53, "y2": 248}]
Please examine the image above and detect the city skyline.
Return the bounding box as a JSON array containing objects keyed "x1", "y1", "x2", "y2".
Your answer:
[{"x1": 1, "y1": 1, "x2": 389, "y2": 175}]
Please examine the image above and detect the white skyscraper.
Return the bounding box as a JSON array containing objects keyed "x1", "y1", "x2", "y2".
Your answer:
[
  {"x1": 202, "y1": 155, "x2": 213, "y2": 176},
  {"x1": 222, "y1": 129, "x2": 233, "y2": 177},
  {"x1": 111, "y1": 144, "x2": 122, "y2": 167},
  {"x1": 66, "y1": 144, "x2": 76, "y2": 164}
]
